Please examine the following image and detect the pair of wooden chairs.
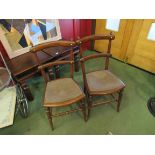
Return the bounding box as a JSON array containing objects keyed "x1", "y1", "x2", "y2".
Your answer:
[{"x1": 30, "y1": 33, "x2": 125, "y2": 130}]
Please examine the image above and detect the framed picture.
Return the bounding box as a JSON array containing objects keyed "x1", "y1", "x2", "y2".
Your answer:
[{"x1": 0, "y1": 19, "x2": 62, "y2": 59}]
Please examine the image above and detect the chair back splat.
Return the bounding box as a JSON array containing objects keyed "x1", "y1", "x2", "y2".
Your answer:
[
  {"x1": 76, "y1": 33, "x2": 115, "y2": 70},
  {"x1": 30, "y1": 40, "x2": 76, "y2": 82}
]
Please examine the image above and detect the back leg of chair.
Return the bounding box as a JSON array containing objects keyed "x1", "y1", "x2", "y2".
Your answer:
[
  {"x1": 87, "y1": 95, "x2": 93, "y2": 119},
  {"x1": 84, "y1": 86, "x2": 90, "y2": 120},
  {"x1": 117, "y1": 89, "x2": 124, "y2": 112},
  {"x1": 74, "y1": 53, "x2": 80, "y2": 72},
  {"x1": 45, "y1": 107, "x2": 54, "y2": 130},
  {"x1": 80, "y1": 99, "x2": 87, "y2": 122}
]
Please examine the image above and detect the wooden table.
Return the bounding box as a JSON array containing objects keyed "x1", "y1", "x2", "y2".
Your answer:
[{"x1": 6, "y1": 46, "x2": 80, "y2": 101}]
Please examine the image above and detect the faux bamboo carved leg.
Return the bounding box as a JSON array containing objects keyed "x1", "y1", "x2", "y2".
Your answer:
[
  {"x1": 21, "y1": 82, "x2": 33, "y2": 101},
  {"x1": 74, "y1": 53, "x2": 79, "y2": 72},
  {"x1": 45, "y1": 107, "x2": 54, "y2": 130},
  {"x1": 117, "y1": 89, "x2": 123, "y2": 112}
]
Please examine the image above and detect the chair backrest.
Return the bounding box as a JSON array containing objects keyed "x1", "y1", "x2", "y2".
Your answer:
[
  {"x1": 77, "y1": 33, "x2": 115, "y2": 86},
  {"x1": 38, "y1": 60, "x2": 74, "y2": 83},
  {"x1": 76, "y1": 33, "x2": 115, "y2": 70},
  {"x1": 30, "y1": 40, "x2": 76, "y2": 83},
  {"x1": 30, "y1": 40, "x2": 76, "y2": 63},
  {"x1": 76, "y1": 33, "x2": 115, "y2": 58},
  {"x1": 30, "y1": 40, "x2": 75, "y2": 52}
]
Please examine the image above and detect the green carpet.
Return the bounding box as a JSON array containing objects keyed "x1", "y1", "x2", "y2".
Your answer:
[{"x1": 1, "y1": 50, "x2": 155, "y2": 135}]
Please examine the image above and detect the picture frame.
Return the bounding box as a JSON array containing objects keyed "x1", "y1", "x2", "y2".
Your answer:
[{"x1": 0, "y1": 19, "x2": 62, "y2": 59}]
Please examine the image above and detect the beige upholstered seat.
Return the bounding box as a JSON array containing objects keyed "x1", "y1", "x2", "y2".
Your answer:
[
  {"x1": 44, "y1": 78, "x2": 85, "y2": 107},
  {"x1": 86, "y1": 70, "x2": 125, "y2": 95}
]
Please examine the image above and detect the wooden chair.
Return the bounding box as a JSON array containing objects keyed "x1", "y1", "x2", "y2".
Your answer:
[
  {"x1": 76, "y1": 33, "x2": 125, "y2": 118},
  {"x1": 30, "y1": 41, "x2": 86, "y2": 130}
]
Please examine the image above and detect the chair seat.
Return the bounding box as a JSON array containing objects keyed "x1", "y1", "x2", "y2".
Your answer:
[
  {"x1": 44, "y1": 78, "x2": 85, "y2": 107},
  {"x1": 86, "y1": 70, "x2": 125, "y2": 94}
]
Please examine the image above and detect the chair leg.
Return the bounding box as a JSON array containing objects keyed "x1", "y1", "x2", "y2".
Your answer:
[
  {"x1": 80, "y1": 99, "x2": 87, "y2": 122},
  {"x1": 84, "y1": 86, "x2": 91, "y2": 120},
  {"x1": 87, "y1": 95, "x2": 93, "y2": 119},
  {"x1": 117, "y1": 89, "x2": 124, "y2": 112},
  {"x1": 45, "y1": 107, "x2": 54, "y2": 130},
  {"x1": 84, "y1": 85, "x2": 87, "y2": 95}
]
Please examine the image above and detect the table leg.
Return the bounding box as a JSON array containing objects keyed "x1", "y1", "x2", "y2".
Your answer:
[
  {"x1": 74, "y1": 53, "x2": 80, "y2": 72},
  {"x1": 21, "y1": 82, "x2": 34, "y2": 101},
  {"x1": 47, "y1": 67, "x2": 55, "y2": 80},
  {"x1": 54, "y1": 65, "x2": 60, "y2": 78}
]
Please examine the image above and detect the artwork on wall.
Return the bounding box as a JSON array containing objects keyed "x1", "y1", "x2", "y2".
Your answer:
[
  {"x1": 106, "y1": 19, "x2": 120, "y2": 32},
  {"x1": 147, "y1": 23, "x2": 155, "y2": 41},
  {"x1": 0, "y1": 19, "x2": 62, "y2": 59}
]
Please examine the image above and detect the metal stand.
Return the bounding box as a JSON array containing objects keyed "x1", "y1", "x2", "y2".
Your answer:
[
  {"x1": 0, "y1": 51, "x2": 29, "y2": 118},
  {"x1": 147, "y1": 97, "x2": 155, "y2": 117}
]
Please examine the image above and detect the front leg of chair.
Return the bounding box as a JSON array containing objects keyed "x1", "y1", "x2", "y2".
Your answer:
[
  {"x1": 45, "y1": 107, "x2": 54, "y2": 130},
  {"x1": 117, "y1": 89, "x2": 124, "y2": 112}
]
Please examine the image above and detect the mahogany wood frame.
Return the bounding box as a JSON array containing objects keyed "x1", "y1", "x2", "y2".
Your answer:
[
  {"x1": 30, "y1": 40, "x2": 76, "y2": 64},
  {"x1": 33, "y1": 41, "x2": 86, "y2": 130},
  {"x1": 77, "y1": 33, "x2": 125, "y2": 118}
]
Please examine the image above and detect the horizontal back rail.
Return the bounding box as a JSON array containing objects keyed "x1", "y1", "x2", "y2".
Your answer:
[
  {"x1": 30, "y1": 40, "x2": 76, "y2": 53},
  {"x1": 38, "y1": 60, "x2": 73, "y2": 70},
  {"x1": 80, "y1": 53, "x2": 112, "y2": 62},
  {"x1": 38, "y1": 60, "x2": 74, "y2": 83},
  {"x1": 76, "y1": 34, "x2": 115, "y2": 45}
]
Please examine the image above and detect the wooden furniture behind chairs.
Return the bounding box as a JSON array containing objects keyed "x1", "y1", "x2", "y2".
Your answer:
[
  {"x1": 30, "y1": 41, "x2": 86, "y2": 130},
  {"x1": 1, "y1": 42, "x2": 80, "y2": 101},
  {"x1": 76, "y1": 33, "x2": 125, "y2": 118}
]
